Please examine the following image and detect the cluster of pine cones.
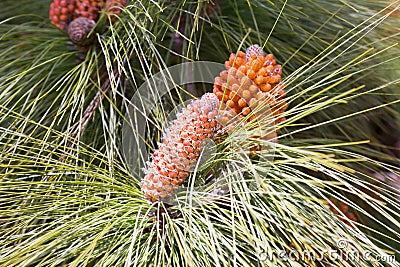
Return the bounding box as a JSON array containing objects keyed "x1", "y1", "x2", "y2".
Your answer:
[
  {"x1": 49, "y1": 0, "x2": 126, "y2": 45},
  {"x1": 141, "y1": 45, "x2": 289, "y2": 202}
]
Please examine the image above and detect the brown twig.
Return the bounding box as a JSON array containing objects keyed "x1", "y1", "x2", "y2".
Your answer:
[
  {"x1": 68, "y1": 74, "x2": 112, "y2": 136},
  {"x1": 61, "y1": 65, "x2": 122, "y2": 158}
]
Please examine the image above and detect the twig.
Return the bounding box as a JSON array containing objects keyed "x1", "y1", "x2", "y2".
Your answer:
[
  {"x1": 68, "y1": 74, "x2": 112, "y2": 136},
  {"x1": 60, "y1": 65, "x2": 122, "y2": 160}
]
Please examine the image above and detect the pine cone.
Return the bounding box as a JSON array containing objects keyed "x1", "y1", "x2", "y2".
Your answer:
[
  {"x1": 74, "y1": 0, "x2": 127, "y2": 21},
  {"x1": 74, "y1": 0, "x2": 103, "y2": 21},
  {"x1": 50, "y1": 0, "x2": 76, "y2": 31},
  {"x1": 67, "y1": 17, "x2": 96, "y2": 45},
  {"x1": 214, "y1": 45, "x2": 287, "y2": 127},
  {"x1": 213, "y1": 45, "x2": 288, "y2": 145},
  {"x1": 50, "y1": 0, "x2": 127, "y2": 32},
  {"x1": 141, "y1": 93, "x2": 221, "y2": 202}
]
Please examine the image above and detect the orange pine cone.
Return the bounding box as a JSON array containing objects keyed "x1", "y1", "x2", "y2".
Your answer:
[
  {"x1": 74, "y1": 0, "x2": 127, "y2": 21},
  {"x1": 141, "y1": 93, "x2": 221, "y2": 202},
  {"x1": 74, "y1": 0, "x2": 103, "y2": 21},
  {"x1": 214, "y1": 44, "x2": 287, "y2": 126},
  {"x1": 49, "y1": 0, "x2": 76, "y2": 31},
  {"x1": 213, "y1": 45, "x2": 288, "y2": 148},
  {"x1": 50, "y1": 0, "x2": 127, "y2": 32}
]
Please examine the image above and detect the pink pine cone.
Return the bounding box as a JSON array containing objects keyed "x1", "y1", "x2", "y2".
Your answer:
[
  {"x1": 67, "y1": 17, "x2": 96, "y2": 45},
  {"x1": 141, "y1": 93, "x2": 221, "y2": 202}
]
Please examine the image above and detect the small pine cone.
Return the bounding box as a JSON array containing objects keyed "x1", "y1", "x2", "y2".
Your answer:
[
  {"x1": 74, "y1": 0, "x2": 103, "y2": 21},
  {"x1": 142, "y1": 93, "x2": 221, "y2": 202},
  {"x1": 67, "y1": 17, "x2": 96, "y2": 45},
  {"x1": 50, "y1": 0, "x2": 76, "y2": 31}
]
